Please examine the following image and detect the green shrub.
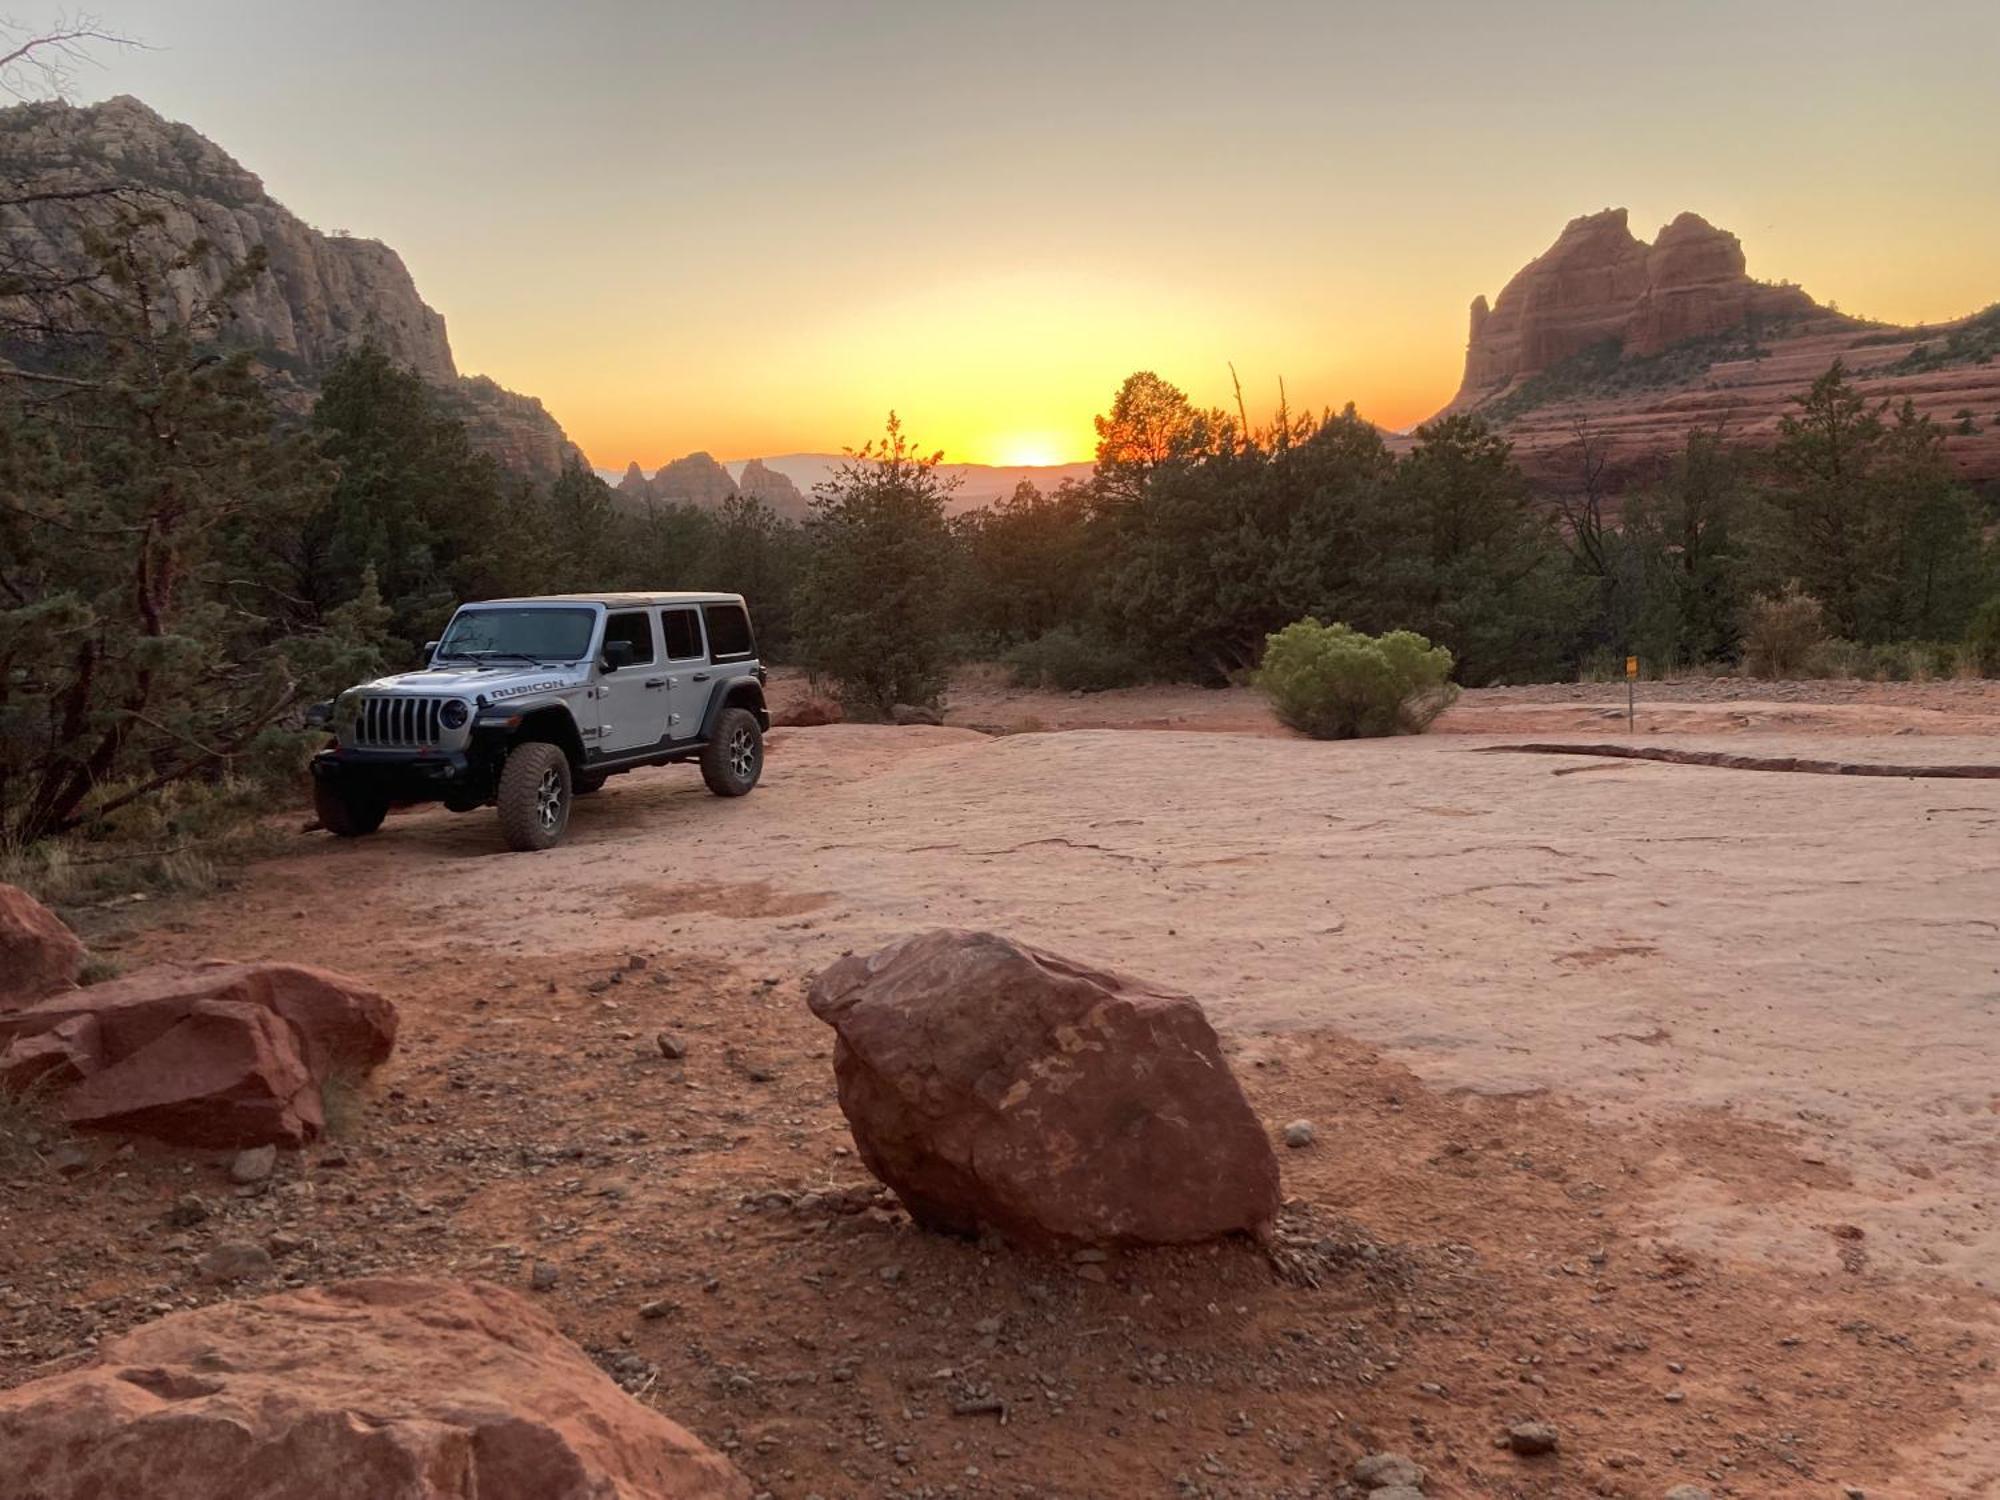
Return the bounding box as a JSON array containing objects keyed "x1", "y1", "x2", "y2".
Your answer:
[
  {"x1": 1742, "y1": 582, "x2": 1828, "y2": 679},
  {"x1": 1003, "y1": 626, "x2": 1150, "y2": 693},
  {"x1": 1968, "y1": 597, "x2": 2000, "y2": 677},
  {"x1": 1805, "y1": 638, "x2": 1868, "y2": 679},
  {"x1": 1255, "y1": 620, "x2": 1459, "y2": 739},
  {"x1": 1868, "y1": 642, "x2": 1915, "y2": 681}
]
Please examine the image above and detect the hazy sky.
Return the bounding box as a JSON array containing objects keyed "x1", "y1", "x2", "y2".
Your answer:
[{"x1": 73, "y1": 0, "x2": 2000, "y2": 466}]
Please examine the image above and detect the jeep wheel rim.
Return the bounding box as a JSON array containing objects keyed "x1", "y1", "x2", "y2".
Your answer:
[
  {"x1": 535, "y1": 767, "x2": 564, "y2": 831},
  {"x1": 729, "y1": 727, "x2": 757, "y2": 780}
]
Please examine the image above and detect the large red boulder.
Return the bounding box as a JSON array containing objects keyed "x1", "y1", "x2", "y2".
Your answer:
[
  {"x1": 0, "y1": 883, "x2": 83, "y2": 1008},
  {"x1": 0, "y1": 962, "x2": 397, "y2": 1148},
  {"x1": 808, "y1": 930, "x2": 1281, "y2": 1248},
  {"x1": 0, "y1": 1276, "x2": 750, "y2": 1500}
]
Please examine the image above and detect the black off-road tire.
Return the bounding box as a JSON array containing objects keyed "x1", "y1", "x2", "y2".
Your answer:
[
  {"x1": 496, "y1": 741, "x2": 572, "y2": 851},
  {"x1": 700, "y1": 707, "x2": 763, "y2": 797},
  {"x1": 314, "y1": 776, "x2": 388, "y2": 838}
]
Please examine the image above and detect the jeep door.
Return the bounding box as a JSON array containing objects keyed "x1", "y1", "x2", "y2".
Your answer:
[
  {"x1": 596, "y1": 608, "x2": 667, "y2": 756},
  {"x1": 656, "y1": 606, "x2": 707, "y2": 742}
]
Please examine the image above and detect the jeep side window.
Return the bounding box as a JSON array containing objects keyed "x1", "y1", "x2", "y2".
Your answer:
[
  {"x1": 703, "y1": 603, "x2": 754, "y2": 661},
  {"x1": 603, "y1": 610, "x2": 656, "y2": 666},
  {"x1": 661, "y1": 608, "x2": 703, "y2": 661}
]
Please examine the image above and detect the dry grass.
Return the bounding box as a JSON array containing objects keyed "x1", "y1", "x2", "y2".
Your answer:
[
  {"x1": 0, "y1": 1083, "x2": 70, "y2": 1172},
  {"x1": 318, "y1": 1066, "x2": 368, "y2": 1141}
]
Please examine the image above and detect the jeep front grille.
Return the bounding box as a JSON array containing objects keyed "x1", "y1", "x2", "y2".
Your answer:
[{"x1": 351, "y1": 695, "x2": 447, "y2": 749}]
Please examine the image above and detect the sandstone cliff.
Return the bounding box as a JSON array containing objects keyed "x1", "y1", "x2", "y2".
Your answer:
[
  {"x1": 0, "y1": 95, "x2": 579, "y2": 482},
  {"x1": 652, "y1": 450, "x2": 740, "y2": 507},
  {"x1": 1441, "y1": 208, "x2": 2000, "y2": 489},
  {"x1": 616, "y1": 461, "x2": 654, "y2": 503},
  {"x1": 738, "y1": 457, "x2": 809, "y2": 519},
  {"x1": 1450, "y1": 209, "x2": 1817, "y2": 408}
]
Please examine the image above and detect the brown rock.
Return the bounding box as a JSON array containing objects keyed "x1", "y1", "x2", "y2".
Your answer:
[
  {"x1": 1450, "y1": 208, "x2": 1815, "y2": 404},
  {"x1": 616, "y1": 459, "x2": 655, "y2": 503},
  {"x1": 1432, "y1": 206, "x2": 2000, "y2": 492},
  {"x1": 0, "y1": 882, "x2": 84, "y2": 1008},
  {"x1": 737, "y1": 457, "x2": 809, "y2": 520},
  {"x1": 0, "y1": 962, "x2": 396, "y2": 1149},
  {"x1": 649, "y1": 451, "x2": 740, "y2": 509},
  {"x1": 889, "y1": 703, "x2": 943, "y2": 727},
  {"x1": 774, "y1": 695, "x2": 844, "y2": 728},
  {"x1": 807, "y1": 930, "x2": 1281, "y2": 1248},
  {"x1": 0, "y1": 1276, "x2": 750, "y2": 1499}
]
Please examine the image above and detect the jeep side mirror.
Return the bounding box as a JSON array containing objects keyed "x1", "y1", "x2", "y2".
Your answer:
[
  {"x1": 422, "y1": 640, "x2": 440, "y2": 665},
  {"x1": 601, "y1": 640, "x2": 635, "y2": 671}
]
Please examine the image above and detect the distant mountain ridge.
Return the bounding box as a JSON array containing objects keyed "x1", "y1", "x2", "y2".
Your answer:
[
  {"x1": 1442, "y1": 207, "x2": 2000, "y2": 487},
  {"x1": 603, "y1": 454, "x2": 1094, "y2": 518},
  {"x1": 0, "y1": 94, "x2": 582, "y2": 482}
]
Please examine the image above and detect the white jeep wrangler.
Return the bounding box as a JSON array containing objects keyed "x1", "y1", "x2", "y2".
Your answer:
[{"x1": 306, "y1": 592, "x2": 768, "y2": 850}]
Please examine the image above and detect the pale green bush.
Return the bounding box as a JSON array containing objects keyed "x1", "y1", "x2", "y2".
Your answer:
[
  {"x1": 1255, "y1": 620, "x2": 1459, "y2": 739},
  {"x1": 1741, "y1": 582, "x2": 1827, "y2": 679}
]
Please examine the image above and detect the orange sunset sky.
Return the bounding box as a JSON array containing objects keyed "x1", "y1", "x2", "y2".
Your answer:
[{"x1": 86, "y1": 0, "x2": 2000, "y2": 468}]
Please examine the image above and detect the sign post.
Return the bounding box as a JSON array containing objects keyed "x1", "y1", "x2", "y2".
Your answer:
[{"x1": 1625, "y1": 654, "x2": 1638, "y2": 733}]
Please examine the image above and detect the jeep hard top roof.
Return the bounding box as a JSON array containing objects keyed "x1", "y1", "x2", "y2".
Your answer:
[{"x1": 469, "y1": 592, "x2": 747, "y2": 609}]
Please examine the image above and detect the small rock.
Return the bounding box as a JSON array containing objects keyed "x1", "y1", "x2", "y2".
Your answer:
[
  {"x1": 1351, "y1": 1452, "x2": 1426, "y2": 1489},
  {"x1": 1282, "y1": 1120, "x2": 1316, "y2": 1149},
  {"x1": 877, "y1": 1265, "x2": 903, "y2": 1285},
  {"x1": 267, "y1": 1232, "x2": 309, "y2": 1258},
  {"x1": 973, "y1": 1316, "x2": 1003, "y2": 1336},
  {"x1": 1507, "y1": 1421, "x2": 1559, "y2": 1457},
  {"x1": 230, "y1": 1145, "x2": 277, "y2": 1184},
  {"x1": 196, "y1": 1242, "x2": 273, "y2": 1284},
  {"x1": 1075, "y1": 1264, "x2": 1109, "y2": 1284},
  {"x1": 1663, "y1": 1388, "x2": 1686, "y2": 1404},
  {"x1": 1374, "y1": 1489, "x2": 1426, "y2": 1500},
  {"x1": 49, "y1": 1142, "x2": 90, "y2": 1177},
  {"x1": 162, "y1": 1192, "x2": 210, "y2": 1229},
  {"x1": 529, "y1": 1262, "x2": 559, "y2": 1292},
  {"x1": 1664, "y1": 1487, "x2": 1713, "y2": 1500},
  {"x1": 639, "y1": 1298, "x2": 677, "y2": 1320},
  {"x1": 655, "y1": 1032, "x2": 687, "y2": 1061}
]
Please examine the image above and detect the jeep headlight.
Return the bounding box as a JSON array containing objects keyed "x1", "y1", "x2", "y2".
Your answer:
[{"x1": 440, "y1": 699, "x2": 470, "y2": 731}]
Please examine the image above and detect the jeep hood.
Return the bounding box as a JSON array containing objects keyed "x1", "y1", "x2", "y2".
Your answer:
[{"x1": 353, "y1": 663, "x2": 586, "y2": 698}]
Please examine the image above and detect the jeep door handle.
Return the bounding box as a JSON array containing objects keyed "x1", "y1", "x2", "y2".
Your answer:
[
  {"x1": 644, "y1": 677, "x2": 667, "y2": 689},
  {"x1": 691, "y1": 672, "x2": 711, "y2": 682}
]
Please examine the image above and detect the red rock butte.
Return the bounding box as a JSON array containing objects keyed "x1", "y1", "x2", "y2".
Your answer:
[{"x1": 1434, "y1": 207, "x2": 2000, "y2": 489}]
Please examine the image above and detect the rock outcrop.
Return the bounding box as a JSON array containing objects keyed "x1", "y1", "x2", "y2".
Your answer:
[
  {"x1": 0, "y1": 1276, "x2": 750, "y2": 1500},
  {"x1": 0, "y1": 961, "x2": 397, "y2": 1148},
  {"x1": 0, "y1": 95, "x2": 455, "y2": 381},
  {"x1": 1451, "y1": 209, "x2": 1816, "y2": 407},
  {"x1": 738, "y1": 457, "x2": 809, "y2": 519},
  {"x1": 0, "y1": 884, "x2": 82, "y2": 1009},
  {"x1": 437, "y1": 376, "x2": 582, "y2": 485},
  {"x1": 616, "y1": 460, "x2": 655, "y2": 504},
  {"x1": 651, "y1": 451, "x2": 740, "y2": 508},
  {"x1": 1437, "y1": 208, "x2": 2000, "y2": 489},
  {"x1": 807, "y1": 930, "x2": 1281, "y2": 1248},
  {"x1": 0, "y1": 95, "x2": 580, "y2": 482}
]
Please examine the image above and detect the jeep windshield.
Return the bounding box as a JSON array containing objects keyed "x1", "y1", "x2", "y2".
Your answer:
[{"x1": 436, "y1": 607, "x2": 595, "y2": 663}]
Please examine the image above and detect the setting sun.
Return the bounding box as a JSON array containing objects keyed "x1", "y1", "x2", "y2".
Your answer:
[{"x1": 991, "y1": 435, "x2": 1074, "y2": 468}]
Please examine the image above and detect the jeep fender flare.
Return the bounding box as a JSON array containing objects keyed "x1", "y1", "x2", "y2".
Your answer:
[
  {"x1": 477, "y1": 703, "x2": 587, "y2": 767},
  {"x1": 699, "y1": 678, "x2": 768, "y2": 739}
]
